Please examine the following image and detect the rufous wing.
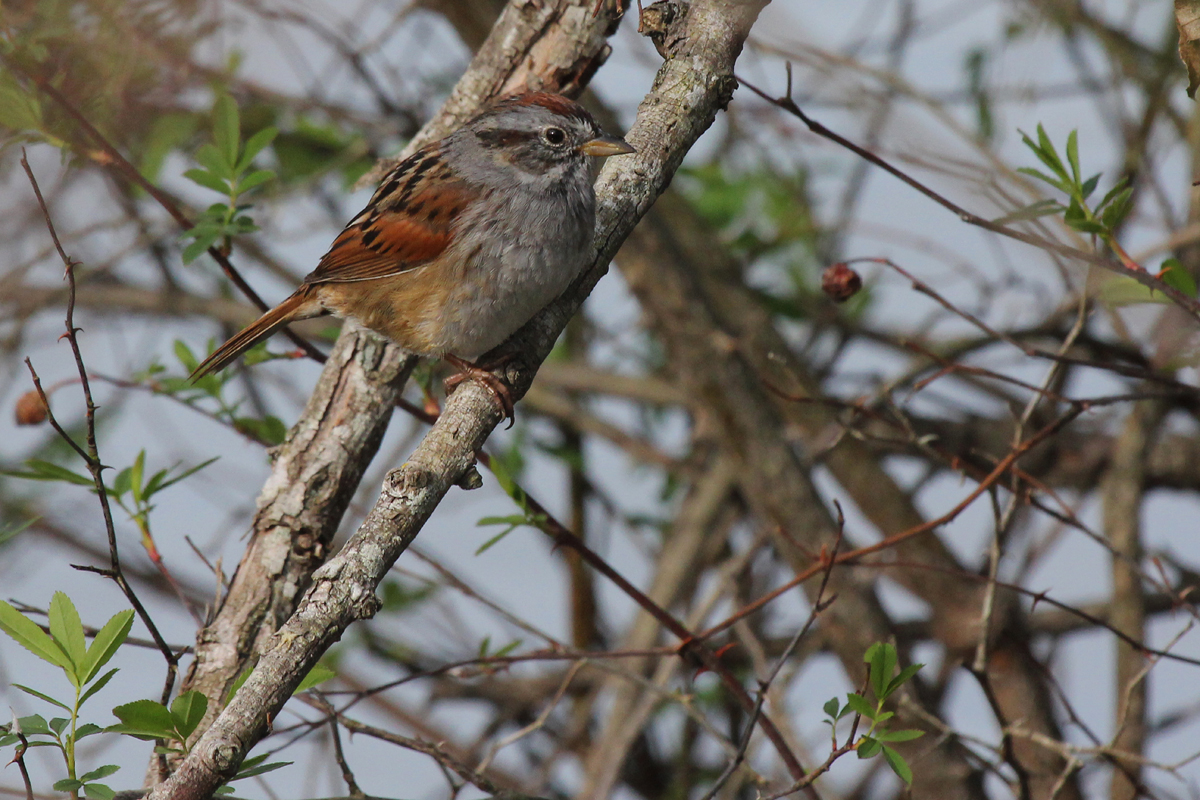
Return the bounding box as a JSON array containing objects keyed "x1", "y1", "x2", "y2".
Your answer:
[{"x1": 304, "y1": 149, "x2": 472, "y2": 286}]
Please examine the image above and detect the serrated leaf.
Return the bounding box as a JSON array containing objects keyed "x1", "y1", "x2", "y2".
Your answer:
[
  {"x1": 79, "y1": 765, "x2": 120, "y2": 782},
  {"x1": 857, "y1": 736, "x2": 882, "y2": 759},
  {"x1": 75, "y1": 723, "x2": 104, "y2": 739},
  {"x1": 84, "y1": 783, "x2": 116, "y2": 800},
  {"x1": 0, "y1": 600, "x2": 75, "y2": 670},
  {"x1": 14, "y1": 684, "x2": 70, "y2": 711},
  {"x1": 212, "y1": 95, "x2": 241, "y2": 169},
  {"x1": 170, "y1": 691, "x2": 208, "y2": 740},
  {"x1": 882, "y1": 745, "x2": 913, "y2": 784},
  {"x1": 16, "y1": 715, "x2": 50, "y2": 736},
  {"x1": 110, "y1": 699, "x2": 177, "y2": 740},
  {"x1": 294, "y1": 663, "x2": 336, "y2": 694}
]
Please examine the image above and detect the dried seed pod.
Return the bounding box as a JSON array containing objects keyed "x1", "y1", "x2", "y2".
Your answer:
[
  {"x1": 14, "y1": 390, "x2": 48, "y2": 426},
  {"x1": 821, "y1": 262, "x2": 862, "y2": 303}
]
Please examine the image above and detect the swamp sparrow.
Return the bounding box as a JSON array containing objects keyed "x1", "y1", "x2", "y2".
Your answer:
[{"x1": 190, "y1": 92, "x2": 634, "y2": 414}]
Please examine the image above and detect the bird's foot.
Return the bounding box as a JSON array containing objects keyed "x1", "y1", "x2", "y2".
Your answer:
[{"x1": 444, "y1": 353, "x2": 515, "y2": 427}]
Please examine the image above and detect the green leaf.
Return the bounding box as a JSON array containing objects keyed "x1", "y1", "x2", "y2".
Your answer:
[
  {"x1": 84, "y1": 783, "x2": 116, "y2": 800},
  {"x1": 991, "y1": 199, "x2": 1062, "y2": 225},
  {"x1": 475, "y1": 524, "x2": 518, "y2": 555},
  {"x1": 1080, "y1": 173, "x2": 1100, "y2": 200},
  {"x1": 865, "y1": 642, "x2": 897, "y2": 699},
  {"x1": 885, "y1": 663, "x2": 924, "y2": 697},
  {"x1": 231, "y1": 759, "x2": 292, "y2": 781},
  {"x1": 1015, "y1": 167, "x2": 1071, "y2": 195},
  {"x1": 1159, "y1": 259, "x2": 1199, "y2": 298},
  {"x1": 181, "y1": 228, "x2": 222, "y2": 264},
  {"x1": 82, "y1": 610, "x2": 134, "y2": 684},
  {"x1": 225, "y1": 666, "x2": 253, "y2": 706},
  {"x1": 24, "y1": 459, "x2": 95, "y2": 486},
  {"x1": 1097, "y1": 177, "x2": 1131, "y2": 209},
  {"x1": 236, "y1": 127, "x2": 278, "y2": 173},
  {"x1": 844, "y1": 692, "x2": 875, "y2": 720},
  {"x1": 0, "y1": 600, "x2": 75, "y2": 670},
  {"x1": 232, "y1": 416, "x2": 287, "y2": 445},
  {"x1": 195, "y1": 143, "x2": 233, "y2": 182},
  {"x1": 0, "y1": 517, "x2": 39, "y2": 547},
  {"x1": 294, "y1": 663, "x2": 336, "y2": 694},
  {"x1": 75, "y1": 723, "x2": 104, "y2": 739},
  {"x1": 109, "y1": 699, "x2": 178, "y2": 741},
  {"x1": 14, "y1": 684, "x2": 70, "y2": 711},
  {"x1": 1099, "y1": 275, "x2": 1168, "y2": 308},
  {"x1": 174, "y1": 340, "x2": 199, "y2": 373},
  {"x1": 1034, "y1": 123, "x2": 1068, "y2": 180},
  {"x1": 822, "y1": 697, "x2": 840, "y2": 718},
  {"x1": 1100, "y1": 186, "x2": 1133, "y2": 230},
  {"x1": 150, "y1": 457, "x2": 219, "y2": 496},
  {"x1": 1065, "y1": 130, "x2": 1080, "y2": 185},
  {"x1": 16, "y1": 715, "x2": 51, "y2": 736},
  {"x1": 140, "y1": 112, "x2": 200, "y2": 182},
  {"x1": 79, "y1": 765, "x2": 120, "y2": 783},
  {"x1": 236, "y1": 169, "x2": 275, "y2": 194},
  {"x1": 212, "y1": 94, "x2": 241, "y2": 169},
  {"x1": 882, "y1": 744, "x2": 913, "y2": 784},
  {"x1": 49, "y1": 717, "x2": 69, "y2": 735},
  {"x1": 875, "y1": 728, "x2": 925, "y2": 743},
  {"x1": 54, "y1": 779, "x2": 84, "y2": 792},
  {"x1": 112, "y1": 467, "x2": 132, "y2": 499},
  {"x1": 129, "y1": 451, "x2": 146, "y2": 504},
  {"x1": 184, "y1": 168, "x2": 231, "y2": 195},
  {"x1": 170, "y1": 691, "x2": 208, "y2": 740},
  {"x1": 857, "y1": 736, "x2": 882, "y2": 759}
]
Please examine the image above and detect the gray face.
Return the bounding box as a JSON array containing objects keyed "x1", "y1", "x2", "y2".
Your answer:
[{"x1": 463, "y1": 94, "x2": 603, "y2": 182}]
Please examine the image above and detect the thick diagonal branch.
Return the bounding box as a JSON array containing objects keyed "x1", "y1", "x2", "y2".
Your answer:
[{"x1": 146, "y1": 1, "x2": 767, "y2": 798}]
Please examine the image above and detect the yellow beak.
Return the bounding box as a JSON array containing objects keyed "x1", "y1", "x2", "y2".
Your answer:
[{"x1": 580, "y1": 135, "x2": 636, "y2": 157}]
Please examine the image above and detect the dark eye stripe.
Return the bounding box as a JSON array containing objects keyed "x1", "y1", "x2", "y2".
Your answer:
[{"x1": 475, "y1": 128, "x2": 540, "y2": 148}]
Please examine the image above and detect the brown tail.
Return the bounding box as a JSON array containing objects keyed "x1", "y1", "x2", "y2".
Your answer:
[{"x1": 190, "y1": 290, "x2": 321, "y2": 381}]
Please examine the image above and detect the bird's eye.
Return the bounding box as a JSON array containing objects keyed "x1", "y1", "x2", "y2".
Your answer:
[{"x1": 543, "y1": 127, "x2": 566, "y2": 146}]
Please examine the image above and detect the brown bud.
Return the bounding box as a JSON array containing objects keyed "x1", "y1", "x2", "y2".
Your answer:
[
  {"x1": 14, "y1": 390, "x2": 48, "y2": 426},
  {"x1": 821, "y1": 262, "x2": 862, "y2": 303}
]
